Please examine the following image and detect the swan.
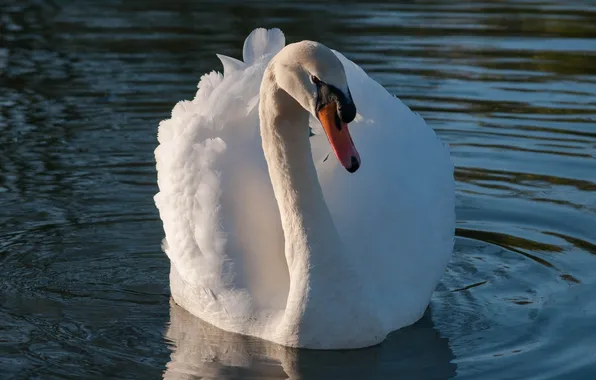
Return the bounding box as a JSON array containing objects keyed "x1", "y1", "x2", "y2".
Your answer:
[{"x1": 154, "y1": 28, "x2": 455, "y2": 349}]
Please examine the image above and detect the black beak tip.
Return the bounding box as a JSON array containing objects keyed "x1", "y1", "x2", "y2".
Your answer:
[{"x1": 346, "y1": 156, "x2": 360, "y2": 173}]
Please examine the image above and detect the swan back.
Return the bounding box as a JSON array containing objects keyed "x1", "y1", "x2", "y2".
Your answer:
[{"x1": 311, "y1": 50, "x2": 455, "y2": 328}]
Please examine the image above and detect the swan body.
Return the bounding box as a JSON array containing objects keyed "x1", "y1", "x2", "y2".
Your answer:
[{"x1": 155, "y1": 28, "x2": 455, "y2": 349}]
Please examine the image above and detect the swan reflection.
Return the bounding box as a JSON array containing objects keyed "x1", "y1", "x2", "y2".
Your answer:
[{"x1": 163, "y1": 300, "x2": 456, "y2": 379}]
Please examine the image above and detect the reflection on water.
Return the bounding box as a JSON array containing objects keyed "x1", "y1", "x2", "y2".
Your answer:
[
  {"x1": 164, "y1": 301, "x2": 455, "y2": 380},
  {"x1": 1, "y1": 0, "x2": 595, "y2": 379}
]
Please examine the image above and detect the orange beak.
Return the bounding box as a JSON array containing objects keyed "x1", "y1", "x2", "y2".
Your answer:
[{"x1": 317, "y1": 102, "x2": 361, "y2": 173}]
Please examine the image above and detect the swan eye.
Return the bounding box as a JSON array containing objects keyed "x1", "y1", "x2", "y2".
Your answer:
[{"x1": 311, "y1": 75, "x2": 321, "y2": 85}]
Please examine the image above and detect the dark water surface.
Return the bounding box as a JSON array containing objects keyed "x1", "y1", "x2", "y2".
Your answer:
[{"x1": 2, "y1": 0, "x2": 596, "y2": 378}]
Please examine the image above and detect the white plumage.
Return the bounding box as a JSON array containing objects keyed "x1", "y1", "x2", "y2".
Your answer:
[{"x1": 155, "y1": 28, "x2": 455, "y2": 349}]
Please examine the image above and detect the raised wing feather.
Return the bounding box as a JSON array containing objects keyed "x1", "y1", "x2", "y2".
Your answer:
[{"x1": 154, "y1": 29, "x2": 289, "y2": 315}]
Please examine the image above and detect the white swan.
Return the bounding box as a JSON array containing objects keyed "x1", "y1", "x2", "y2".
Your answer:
[{"x1": 155, "y1": 28, "x2": 455, "y2": 349}]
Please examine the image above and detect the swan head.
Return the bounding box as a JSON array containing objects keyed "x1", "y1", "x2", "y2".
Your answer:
[{"x1": 271, "y1": 41, "x2": 360, "y2": 173}]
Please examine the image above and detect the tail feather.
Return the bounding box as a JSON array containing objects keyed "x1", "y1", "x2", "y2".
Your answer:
[
  {"x1": 216, "y1": 54, "x2": 246, "y2": 77},
  {"x1": 242, "y1": 28, "x2": 285, "y2": 64}
]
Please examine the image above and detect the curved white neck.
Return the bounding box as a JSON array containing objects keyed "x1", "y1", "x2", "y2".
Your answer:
[
  {"x1": 259, "y1": 70, "x2": 343, "y2": 272},
  {"x1": 259, "y1": 69, "x2": 354, "y2": 333}
]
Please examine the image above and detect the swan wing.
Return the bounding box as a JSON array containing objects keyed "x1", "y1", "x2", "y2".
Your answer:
[
  {"x1": 155, "y1": 29, "x2": 289, "y2": 323},
  {"x1": 314, "y1": 51, "x2": 456, "y2": 329}
]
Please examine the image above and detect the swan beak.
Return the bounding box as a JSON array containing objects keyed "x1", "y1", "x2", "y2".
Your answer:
[{"x1": 317, "y1": 102, "x2": 361, "y2": 173}]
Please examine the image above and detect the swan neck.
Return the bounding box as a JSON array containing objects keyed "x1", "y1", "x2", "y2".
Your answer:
[
  {"x1": 257, "y1": 65, "x2": 375, "y2": 346},
  {"x1": 259, "y1": 73, "x2": 342, "y2": 273}
]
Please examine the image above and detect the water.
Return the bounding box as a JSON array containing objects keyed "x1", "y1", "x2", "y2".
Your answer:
[{"x1": 1, "y1": 0, "x2": 595, "y2": 378}]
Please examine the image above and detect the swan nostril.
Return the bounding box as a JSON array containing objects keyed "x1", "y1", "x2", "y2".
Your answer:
[{"x1": 347, "y1": 156, "x2": 360, "y2": 173}]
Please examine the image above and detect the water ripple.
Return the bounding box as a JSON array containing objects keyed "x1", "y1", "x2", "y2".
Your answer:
[{"x1": 1, "y1": 0, "x2": 595, "y2": 378}]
